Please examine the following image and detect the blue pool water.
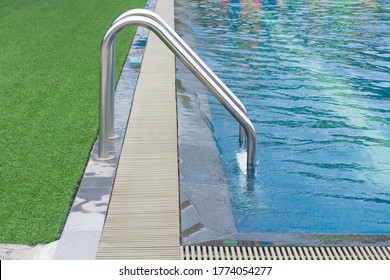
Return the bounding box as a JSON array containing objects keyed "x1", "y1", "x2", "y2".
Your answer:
[{"x1": 176, "y1": 0, "x2": 390, "y2": 235}]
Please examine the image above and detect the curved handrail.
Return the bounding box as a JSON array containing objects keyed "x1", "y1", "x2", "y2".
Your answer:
[
  {"x1": 110, "y1": 9, "x2": 247, "y2": 146},
  {"x1": 98, "y1": 12, "x2": 257, "y2": 171}
]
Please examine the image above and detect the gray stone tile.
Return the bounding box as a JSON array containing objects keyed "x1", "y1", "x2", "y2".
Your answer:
[
  {"x1": 54, "y1": 231, "x2": 101, "y2": 260},
  {"x1": 79, "y1": 175, "x2": 114, "y2": 189},
  {"x1": 181, "y1": 204, "x2": 200, "y2": 231},
  {"x1": 73, "y1": 187, "x2": 111, "y2": 209},
  {"x1": 63, "y1": 212, "x2": 106, "y2": 233}
]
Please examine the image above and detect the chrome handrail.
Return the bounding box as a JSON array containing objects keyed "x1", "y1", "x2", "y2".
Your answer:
[
  {"x1": 110, "y1": 9, "x2": 247, "y2": 146},
  {"x1": 98, "y1": 11, "x2": 257, "y2": 171}
]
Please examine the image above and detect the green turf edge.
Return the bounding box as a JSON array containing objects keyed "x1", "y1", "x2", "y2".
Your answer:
[{"x1": 0, "y1": 0, "x2": 146, "y2": 244}]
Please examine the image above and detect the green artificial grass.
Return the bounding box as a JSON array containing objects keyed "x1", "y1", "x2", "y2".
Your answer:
[{"x1": 0, "y1": 0, "x2": 146, "y2": 244}]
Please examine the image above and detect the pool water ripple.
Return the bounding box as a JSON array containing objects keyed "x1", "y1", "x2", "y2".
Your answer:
[{"x1": 176, "y1": 0, "x2": 390, "y2": 235}]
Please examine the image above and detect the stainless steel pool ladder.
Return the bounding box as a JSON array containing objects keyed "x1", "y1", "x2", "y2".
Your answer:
[{"x1": 98, "y1": 9, "x2": 257, "y2": 171}]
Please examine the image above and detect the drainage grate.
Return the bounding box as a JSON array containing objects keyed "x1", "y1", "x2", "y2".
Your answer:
[{"x1": 181, "y1": 246, "x2": 390, "y2": 260}]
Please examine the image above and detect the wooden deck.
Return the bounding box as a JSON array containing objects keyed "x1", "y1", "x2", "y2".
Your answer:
[{"x1": 96, "y1": 0, "x2": 180, "y2": 259}]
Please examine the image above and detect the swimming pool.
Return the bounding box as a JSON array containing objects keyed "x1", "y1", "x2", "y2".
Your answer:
[{"x1": 176, "y1": 0, "x2": 390, "y2": 238}]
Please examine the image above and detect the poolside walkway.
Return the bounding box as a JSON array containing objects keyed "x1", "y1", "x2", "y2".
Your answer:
[{"x1": 96, "y1": 0, "x2": 181, "y2": 259}]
